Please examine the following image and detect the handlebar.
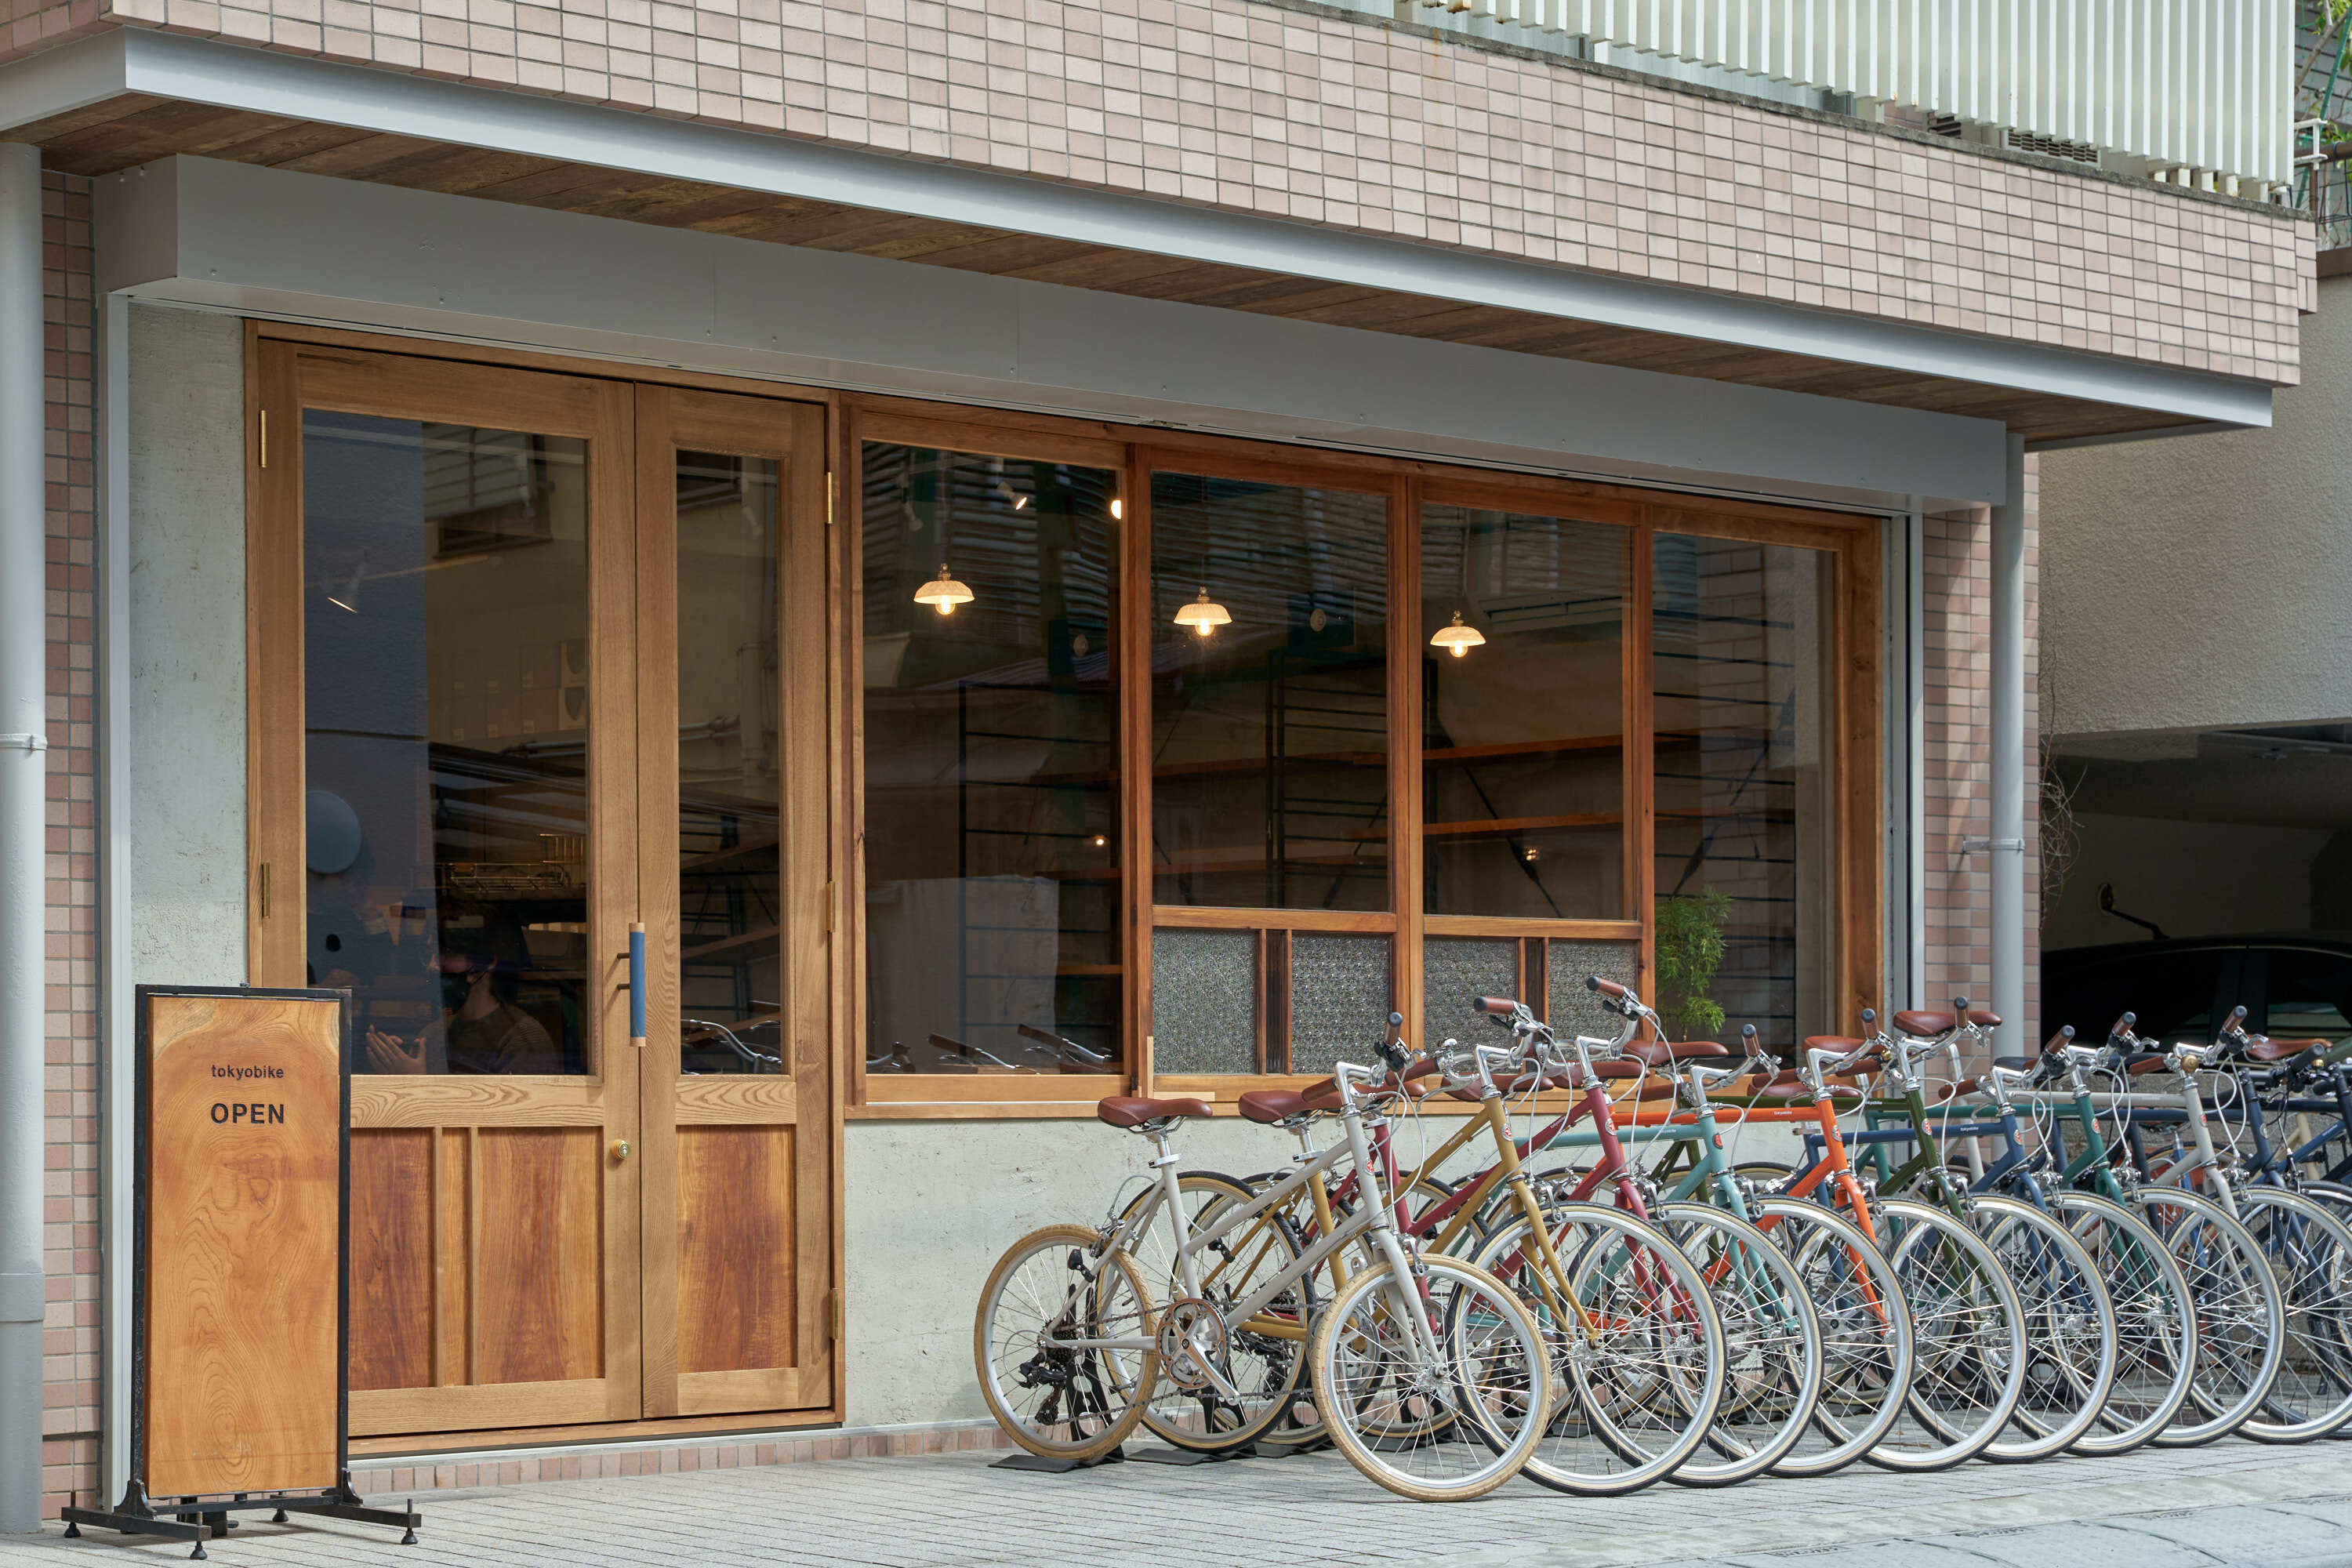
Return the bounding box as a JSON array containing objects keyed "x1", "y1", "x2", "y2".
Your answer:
[
  {"x1": 1587, "y1": 975, "x2": 1628, "y2": 1000},
  {"x1": 1475, "y1": 996, "x2": 1519, "y2": 1016}
]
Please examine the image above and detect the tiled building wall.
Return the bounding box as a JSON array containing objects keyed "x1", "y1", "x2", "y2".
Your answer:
[
  {"x1": 1919, "y1": 459, "x2": 2041, "y2": 1047},
  {"x1": 0, "y1": 2, "x2": 2317, "y2": 386},
  {"x1": 40, "y1": 167, "x2": 100, "y2": 1519}
]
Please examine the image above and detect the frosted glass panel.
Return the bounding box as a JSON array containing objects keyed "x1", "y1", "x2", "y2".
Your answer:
[{"x1": 1152, "y1": 929, "x2": 1258, "y2": 1075}]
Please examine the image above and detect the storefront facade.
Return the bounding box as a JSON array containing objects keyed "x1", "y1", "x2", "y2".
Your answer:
[{"x1": 0, "y1": 3, "x2": 2314, "y2": 1522}]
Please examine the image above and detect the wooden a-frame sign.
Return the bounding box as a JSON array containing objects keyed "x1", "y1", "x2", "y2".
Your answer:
[{"x1": 62, "y1": 986, "x2": 419, "y2": 1559}]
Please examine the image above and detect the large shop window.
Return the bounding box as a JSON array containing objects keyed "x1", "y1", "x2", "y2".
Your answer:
[
  {"x1": 305, "y1": 413, "x2": 594, "y2": 1076},
  {"x1": 844, "y1": 426, "x2": 1877, "y2": 1105},
  {"x1": 858, "y1": 445, "x2": 1123, "y2": 1075},
  {"x1": 1651, "y1": 533, "x2": 1839, "y2": 1046}
]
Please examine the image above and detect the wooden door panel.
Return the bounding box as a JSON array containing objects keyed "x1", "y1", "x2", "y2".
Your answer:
[
  {"x1": 677, "y1": 1124, "x2": 797, "y2": 1375},
  {"x1": 637, "y1": 386, "x2": 837, "y2": 1421},
  {"x1": 257, "y1": 345, "x2": 644, "y2": 1439},
  {"x1": 349, "y1": 1130, "x2": 433, "y2": 1392},
  {"x1": 474, "y1": 1127, "x2": 608, "y2": 1386}
]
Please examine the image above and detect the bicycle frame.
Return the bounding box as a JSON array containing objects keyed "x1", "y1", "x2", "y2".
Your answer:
[{"x1": 1066, "y1": 1076, "x2": 1450, "y2": 1373}]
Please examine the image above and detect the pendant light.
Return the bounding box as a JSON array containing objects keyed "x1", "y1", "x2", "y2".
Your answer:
[
  {"x1": 1173, "y1": 586, "x2": 1231, "y2": 637},
  {"x1": 913, "y1": 564, "x2": 974, "y2": 615},
  {"x1": 1430, "y1": 611, "x2": 1486, "y2": 658}
]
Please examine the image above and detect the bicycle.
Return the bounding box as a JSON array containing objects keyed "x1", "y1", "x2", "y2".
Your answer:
[
  {"x1": 2001, "y1": 1018, "x2": 2288, "y2": 1446},
  {"x1": 974, "y1": 1054, "x2": 1554, "y2": 1501}
]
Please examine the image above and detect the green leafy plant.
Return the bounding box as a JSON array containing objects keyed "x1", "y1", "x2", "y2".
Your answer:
[{"x1": 1655, "y1": 891, "x2": 1733, "y2": 1044}]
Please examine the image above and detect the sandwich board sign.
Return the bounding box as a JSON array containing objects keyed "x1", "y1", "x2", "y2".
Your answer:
[{"x1": 61, "y1": 986, "x2": 419, "y2": 1559}]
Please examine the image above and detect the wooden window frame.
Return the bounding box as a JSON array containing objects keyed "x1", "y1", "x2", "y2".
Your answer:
[
  {"x1": 240, "y1": 330, "x2": 1881, "y2": 1123},
  {"x1": 840, "y1": 399, "x2": 1883, "y2": 1116}
]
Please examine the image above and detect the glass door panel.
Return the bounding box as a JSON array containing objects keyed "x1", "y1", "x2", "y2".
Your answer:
[
  {"x1": 675, "y1": 449, "x2": 786, "y2": 1077},
  {"x1": 638, "y1": 387, "x2": 835, "y2": 1421},
  {"x1": 285, "y1": 349, "x2": 643, "y2": 1439},
  {"x1": 306, "y1": 414, "x2": 593, "y2": 1077}
]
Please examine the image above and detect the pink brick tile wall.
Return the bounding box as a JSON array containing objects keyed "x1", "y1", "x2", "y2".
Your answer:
[
  {"x1": 1, "y1": 2, "x2": 2315, "y2": 387},
  {"x1": 1920, "y1": 456, "x2": 2041, "y2": 1051},
  {"x1": 41, "y1": 166, "x2": 99, "y2": 1520}
]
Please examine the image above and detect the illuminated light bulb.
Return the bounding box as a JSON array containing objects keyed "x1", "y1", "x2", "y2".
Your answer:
[
  {"x1": 1092, "y1": 835, "x2": 1108, "y2": 848},
  {"x1": 1109, "y1": 498, "x2": 1123, "y2": 520},
  {"x1": 913, "y1": 564, "x2": 974, "y2": 615},
  {"x1": 1173, "y1": 587, "x2": 1231, "y2": 637},
  {"x1": 1429, "y1": 611, "x2": 1486, "y2": 659}
]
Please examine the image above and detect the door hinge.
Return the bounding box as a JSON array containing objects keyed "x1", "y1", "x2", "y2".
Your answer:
[
  {"x1": 826, "y1": 472, "x2": 836, "y2": 527},
  {"x1": 257, "y1": 862, "x2": 270, "y2": 921},
  {"x1": 829, "y1": 1288, "x2": 842, "y2": 1341},
  {"x1": 258, "y1": 408, "x2": 267, "y2": 470},
  {"x1": 824, "y1": 879, "x2": 836, "y2": 933}
]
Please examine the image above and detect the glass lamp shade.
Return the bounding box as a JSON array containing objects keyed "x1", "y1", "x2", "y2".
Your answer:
[
  {"x1": 1430, "y1": 611, "x2": 1486, "y2": 658},
  {"x1": 913, "y1": 566, "x2": 975, "y2": 615},
  {"x1": 1173, "y1": 588, "x2": 1232, "y2": 637}
]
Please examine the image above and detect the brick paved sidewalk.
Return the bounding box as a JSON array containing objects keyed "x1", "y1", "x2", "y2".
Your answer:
[{"x1": 5, "y1": 1438, "x2": 2351, "y2": 1568}]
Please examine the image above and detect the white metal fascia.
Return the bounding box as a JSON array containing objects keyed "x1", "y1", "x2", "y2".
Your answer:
[{"x1": 0, "y1": 26, "x2": 2280, "y2": 430}]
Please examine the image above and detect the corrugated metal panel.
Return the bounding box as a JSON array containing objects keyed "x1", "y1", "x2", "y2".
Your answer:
[{"x1": 1435, "y1": 0, "x2": 2292, "y2": 186}]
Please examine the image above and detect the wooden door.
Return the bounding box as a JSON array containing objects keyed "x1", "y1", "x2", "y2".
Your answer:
[
  {"x1": 254, "y1": 345, "x2": 645, "y2": 1436},
  {"x1": 634, "y1": 387, "x2": 837, "y2": 1417}
]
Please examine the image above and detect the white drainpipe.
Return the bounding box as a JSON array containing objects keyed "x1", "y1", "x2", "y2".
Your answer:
[
  {"x1": 0, "y1": 142, "x2": 49, "y2": 1534},
  {"x1": 1987, "y1": 434, "x2": 2028, "y2": 1062}
]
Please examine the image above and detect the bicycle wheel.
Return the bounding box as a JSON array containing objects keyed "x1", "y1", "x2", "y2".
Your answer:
[
  {"x1": 1468, "y1": 1200, "x2": 1726, "y2": 1496},
  {"x1": 2049, "y1": 1191, "x2": 2197, "y2": 1457},
  {"x1": 1965, "y1": 1194, "x2": 2117, "y2": 1462},
  {"x1": 2132, "y1": 1187, "x2": 2285, "y2": 1447},
  {"x1": 1118, "y1": 1171, "x2": 1311, "y2": 1454},
  {"x1": 1244, "y1": 1166, "x2": 1440, "y2": 1454},
  {"x1": 1749, "y1": 1196, "x2": 1913, "y2": 1479},
  {"x1": 2233, "y1": 1185, "x2": 2352, "y2": 1443},
  {"x1": 973, "y1": 1225, "x2": 1157, "y2": 1461},
  {"x1": 1864, "y1": 1198, "x2": 2027, "y2": 1472},
  {"x1": 1652, "y1": 1201, "x2": 1824, "y2": 1487},
  {"x1": 1308, "y1": 1251, "x2": 1551, "y2": 1501}
]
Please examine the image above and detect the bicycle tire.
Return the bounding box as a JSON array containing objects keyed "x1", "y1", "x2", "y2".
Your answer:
[
  {"x1": 1467, "y1": 1200, "x2": 1727, "y2": 1496},
  {"x1": 2132, "y1": 1186, "x2": 2286, "y2": 1447},
  {"x1": 1864, "y1": 1198, "x2": 2028, "y2": 1472},
  {"x1": 1749, "y1": 1196, "x2": 1915, "y2": 1479},
  {"x1": 2048, "y1": 1191, "x2": 2198, "y2": 1457},
  {"x1": 1964, "y1": 1193, "x2": 2118, "y2": 1463},
  {"x1": 1309, "y1": 1252, "x2": 1551, "y2": 1501},
  {"x1": 2230, "y1": 1185, "x2": 2352, "y2": 1443},
  {"x1": 1652, "y1": 1201, "x2": 1826, "y2": 1488},
  {"x1": 973, "y1": 1225, "x2": 1157, "y2": 1461}
]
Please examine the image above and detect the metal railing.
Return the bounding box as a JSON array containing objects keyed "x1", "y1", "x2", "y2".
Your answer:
[{"x1": 1420, "y1": 0, "x2": 2296, "y2": 192}]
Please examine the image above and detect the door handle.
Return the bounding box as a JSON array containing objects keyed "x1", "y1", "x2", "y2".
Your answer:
[
  {"x1": 611, "y1": 1139, "x2": 632, "y2": 1162},
  {"x1": 628, "y1": 921, "x2": 646, "y2": 1049}
]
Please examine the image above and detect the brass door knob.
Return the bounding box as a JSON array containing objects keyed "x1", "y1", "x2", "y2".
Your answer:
[{"x1": 610, "y1": 1139, "x2": 632, "y2": 1162}]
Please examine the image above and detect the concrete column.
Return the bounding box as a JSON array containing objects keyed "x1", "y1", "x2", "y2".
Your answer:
[
  {"x1": 1987, "y1": 434, "x2": 2027, "y2": 1062},
  {"x1": 0, "y1": 142, "x2": 49, "y2": 1534}
]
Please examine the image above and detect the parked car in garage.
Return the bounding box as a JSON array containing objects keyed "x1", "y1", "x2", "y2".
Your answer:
[{"x1": 2042, "y1": 937, "x2": 2352, "y2": 1049}]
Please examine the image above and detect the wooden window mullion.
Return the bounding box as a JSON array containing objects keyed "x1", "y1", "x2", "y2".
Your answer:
[{"x1": 1391, "y1": 473, "x2": 1424, "y2": 1048}]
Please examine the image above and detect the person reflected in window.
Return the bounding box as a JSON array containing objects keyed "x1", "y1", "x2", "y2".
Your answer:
[{"x1": 364, "y1": 913, "x2": 561, "y2": 1075}]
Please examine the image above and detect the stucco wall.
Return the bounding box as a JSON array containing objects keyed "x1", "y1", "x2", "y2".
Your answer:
[
  {"x1": 125, "y1": 303, "x2": 246, "y2": 985},
  {"x1": 840, "y1": 1107, "x2": 1803, "y2": 1427},
  {"x1": 2039, "y1": 274, "x2": 2352, "y2": 742}
]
